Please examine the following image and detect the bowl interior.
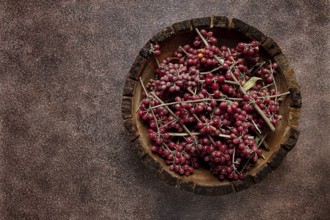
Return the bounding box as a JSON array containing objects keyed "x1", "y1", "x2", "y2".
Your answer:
[{"x1": 132, "y1": 27, "x2": 290, "y2": 186}]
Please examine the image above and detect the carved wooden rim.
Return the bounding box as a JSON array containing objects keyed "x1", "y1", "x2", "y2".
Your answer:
[{"x1": 122, "y1": 16, "x2": 301, "y2": 195}]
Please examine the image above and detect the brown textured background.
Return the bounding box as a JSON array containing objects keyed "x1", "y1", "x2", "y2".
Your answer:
[{"x1": 0, "y1": 0, "x2": 329, "y2": 219}]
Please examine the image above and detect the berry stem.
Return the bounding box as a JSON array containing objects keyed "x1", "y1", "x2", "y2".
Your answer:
[
  {"x1": 136, "y1": 99, "x2": 143, "y2": 112},
  {"x1": 163, "y1": 143, "x2": 175, "y2": 154},
  {"x1": 208, "y1": 135, "x2": 216, "y2": 146},
  {"x1": 251, "y1": 119, "x2": 262, "y2": 134},
  {"x1": 187, "y1": 88, "x2": 196, "y2": 95},
  {"x1": 193, "y1": 114, "x2": 201, "y2": 122},
  {"x1": 232, "y1": 147, "x2": 237, "y2": 171},
  {"x1": 265, "y1": 91, "x2": 290, "y2": 99},
  {"x1": 139, "y1": 77, "x2": 160, "y2": 133},
  {"x1": 252, "y1": 102, "x2": 275, "y2": 131},
  {"x1": 240, "y1": 156, "x2": 252, "y2": 173},
  {"x1": 154, "y1": 54, "x2": 160, "y2": 67},
  {"x1": 199, "y1": 66, "x2": 222, "y2": 74},
  {"x1": 168, "y1": 132, "x2": 231, "y2": 138},
  {"x1": 222, "y1": 96, "x2": 243, "y2": 101},
  {"x1": 195, "y1": 28, "x2": 209, "y2": 47},
  {"x1": 261, "y1": 83, "x2": 273, "y2": 89},
  {"x1": 139, "y1": 77, "x2": 149, "y2": 97},
  {"x1": 219, "y1": 134, "x2": 231, "y2": 138},
  {"x1": 214, "y1": 55, "x2": 225, "y2": 65},
  {"x1": 224, "y1": 80, "x2": 240, "y2": 85},
  {"x1": 257, "y1": 131, "x2": 269, "y2": 149},
  {"x1": 160, "y1": 119, "x2": 177, "y2": 129},
  {"x1": 151, "y1": 98, "x2": 227, "y2": 109},
  {"x1": 250, "y1": 61, "x2": 265, "y2": 75},
  {"x1": 227, "y1": 48, "x2": 232, "y2": 55},
  {"x1": 228, "y1": 61, "x2": 239, "y2": 71},
  {"x1": 168, "y1": 132, "x2": 200, "y2": 137},
  {"x1": 150, "y1": 44, "x2": 160, "y2": 67},
  {"x1": 150, "y1": 106, "x2": 160, "y2": 133},
  {"x1": 269, "y1": 61, "x2": 278, "y2": 102},
  {"x1": 179, "y1": 46, "x2": 189, "y2": 56}
]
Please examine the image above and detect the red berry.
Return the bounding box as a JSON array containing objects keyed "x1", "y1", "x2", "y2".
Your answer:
[{"x1": 212, "y1": 82, "x2": 219, "y2": 90}]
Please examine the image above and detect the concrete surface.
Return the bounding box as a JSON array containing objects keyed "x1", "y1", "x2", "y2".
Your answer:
[{"x1": 0, "y1": 0, "x2": 329, "y2": 219}]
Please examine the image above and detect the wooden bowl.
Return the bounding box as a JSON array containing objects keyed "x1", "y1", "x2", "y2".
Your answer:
[{"x1": 122, "y1": 16, "x2": 301, "y2": 195}]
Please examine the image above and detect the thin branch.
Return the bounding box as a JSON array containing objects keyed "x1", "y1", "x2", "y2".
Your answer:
[
  {"x1": 252, "y1": 119, "x2": 262, "y2": 134},
  {"x1": 198, "y1": 79, "x2": 240, "y2": 86},
  {"x1": 250, "y1": 61, "x2": 265, "y2": 76},
  {"x1": 187, "y1": 88, "x2": 196, "y2": 95},
  {"x1": 227, "y1": 48, "x2": 232, "y2": 55},
  {"x1": 154, "y1": 54, "x2": 160, "y2": 67},
  {"x1": 139, "y1": 77, "x2": 159, "y2": 133},
  {"x1": 195, "y1": 28, "x2": 209, "y2": 46},
  {"x1": 199, "y1": 66, "x2": 222, "y2": 74},
  {"x1": 150, "y1": 92, "x2": 192, "y2": 136},
  {"x1": 159, "y1": 119, "x2": 177, "y2": 129},
  {"x1": 269, "y1": 62, "x2": 278, "y2": 102},
  {"x1": 265, "y1": 91, "x2": 290, "y2": 99},
  {"x1": 150, "y1": 107, "x2": 160, "y2": 133},
  {"x1": 261, "y1": 83, "x2": 273, "y2": 89},
  {"x1": 219, "y1": 134, "x2": 231, "y2": 138},
  {"x1": 162, "y1": 143, "x2": 175, "y2": 154},
  {"x1": 179, "y1": 46, "x2": 189, "y2": 56},
  {"x1": 240, "y1": 155, "x2": 252, "y2": 173},
  {"x1": 223, "y1": 97, "x2": 243, "y2": 101},
  {"x1": 214, "y1": 55, "x2": 225, "y2": 65},
  {"x1": 136, "y1": 99, "x2": 143, "y2": 112},
  {"x1": 168, "y1": 132, "x2": 200, "y2": 137},
  {"x1": 208, "y1": 135, "x2": 216, "y2": 146},
  {"x1": 255, "y1": 131, "x2": 270, "y2": 151},
  {"x1": 151, "y1": 98, "x2": 227, "y2": 109},
  {"x1": 167, "y1": 132, "x2": 231, "y2": 139},
  {"x1": 150, "y1": 44, "x2": 160, "y2": 68},
  {"x1": 139, "y1": 77, "x2": 149, "y2": 96},
  {"x1": 252, "y1": 101, "x2": 275, "y2": 131},
  {"x1": 224, "y1": 80, "x2": 240, "y2": 85},
  {"x1": 193, "y1": 114, "x2": 201, "y2": 122}
]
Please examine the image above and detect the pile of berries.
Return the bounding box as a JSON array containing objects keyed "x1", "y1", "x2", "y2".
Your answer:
[{"x1": 138, "y1": 29, "x2": 286, "y2": 181}]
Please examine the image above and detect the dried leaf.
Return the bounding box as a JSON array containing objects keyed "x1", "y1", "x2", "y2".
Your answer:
[{"x1": 243, "y1": 77, "x2": 262, "y2": 92}]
